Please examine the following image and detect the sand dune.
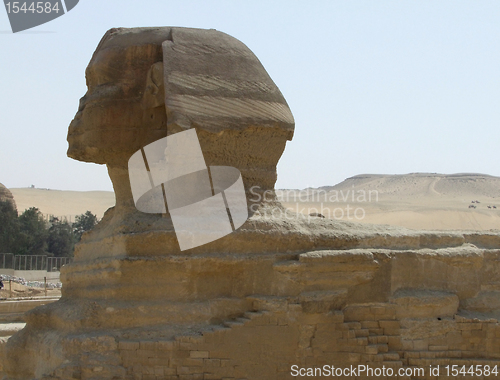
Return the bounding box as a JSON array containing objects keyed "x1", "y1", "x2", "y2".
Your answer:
[
  {"x1": 8, "y1": 173, "x2": 500, "y2": 231},
  {"x1": 278, "y1": 173, "x2": 500, "y2": 231},
  {"x1": 9, "y1": 188, "x2": 115, "y2": 222},
  {"x1": 318, "y1": 173, "x2": 500, "y2": 198}
]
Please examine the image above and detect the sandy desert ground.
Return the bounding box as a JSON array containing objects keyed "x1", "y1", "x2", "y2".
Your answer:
[
  {"x1": 279, "y1": 173, "x2": 500, "y2": 231},
  {"x1": 9, "y1": 173, "x2": 500, "y2": 231}
]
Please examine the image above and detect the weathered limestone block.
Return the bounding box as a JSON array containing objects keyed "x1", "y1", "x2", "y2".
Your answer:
[{"x1": 391, "y1": 289, "x2": 459, "y2": 319}]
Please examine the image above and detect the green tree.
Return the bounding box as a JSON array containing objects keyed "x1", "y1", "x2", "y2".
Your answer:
[
  {"x1": 16, "y1": 207, "x2": 48, "y2": 255},
  {"x1": 0, "y1": 200, "x2": 19, "y2": 253},
  {"x1": 47, "y1": 217, "x2": 74, "y2": 257},
  {"x1": 73, "y1": 211, "x2": 98, "y2": 242}
]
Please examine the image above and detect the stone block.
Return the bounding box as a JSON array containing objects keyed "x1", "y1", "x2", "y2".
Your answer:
[
  {"x1": 377, "y1": 336, "x2": 389, "y2": 344},
  {"x1": 346, "y1": 322, "x2": 362, "y2": 330},
  {"x1": 361, "y1": 321, "x2": 379, "y2": 329},
  {"x1": 119, "y1": 341, "x2": 140, "y2": 350},
  {"x1": 383, "y1": 353, "x2": 400, "y2": 361},
  {"x1": 429, "y1": 345, "x2": 448, "y2": 351},
  {"x1": 344, "y1": 306, "x2": 377, "y2": 322},
  {"x1": 383, "y1": 328, "x2": 400, "y2": 336},
  {"x1": 387, "y1": 337, "x2": 402, "y2": 352},
  {"x1": 378, "y1": 320, "x2": 399, "y2": 330},
  {"x1": 138, "y1": 350, "x2": 158, "y2": 359},
  {"x1": 158, "y1": 341, "x2": 177, "y2": 351},
  {"x1": 355, "y1": 329, "x2": 370, "y2": 337},
  {"x1": 204, "y1": 359, "x2": 221, "y2": 367},
  {"x1": 140, "y1": 341, "x2": 158, "y2": 351},
  {"x1": 179, "y1": 374, "x2": 204, "y2": 380},
  {"x1": 173, "y1": 351, "x2": 191, "y2": 359},
  {"x1": 182, "y1": 358, "x2": 204, "y2": 367},
  {"x1": 357, "y1": 337, "x2": 368, "y2": 346},
  {"x1": 190, "y1": 351, "x2": 210, "y2": 359},
  {"x1": 142, "y1": 366, "x2": 156, "y2": 375},
  {"x1": 177, "y1": 366, "x2": 204, "y2": 375},
  {"x1": 413, "y1": 340, "x2": 428, "y2": 351},
  {"x1": 401, "y1": 340, "x2": 413, "y2": 350},
  {"x1": 148, "y1": 358, "x2": 169, "y2": 366},
  {"x1": 377, "y1": 344, "x2": 389, "y2": 353}
]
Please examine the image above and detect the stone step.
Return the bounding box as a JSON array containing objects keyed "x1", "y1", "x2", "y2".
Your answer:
[
  {"x1": 218, "y1": 310, "x2": 272, "y2": 334},
  {"x1": 246, "y1": 296, "x2": 289, "y2": 312},
  {"x1": 365, "y1": 343, "x2": 389, "y2": 355},
  {"x1": 236, "y1": 317, "x2": 250, "y2": 324},
  {"x1": 223, "y1": 320, "x2": 246, "y2": 328},
  {"x1": 354, "y1": 328, "x2": 369, "y2": 337},
  {"x1": 377, "y1": 344, "x2": 389, "y2": 353},
  {"x1": 368, "y1": 328, "x2": 384, "y2": 335},
  {"x1": 383, "y1": 352, "x2": 401, "y2": 361},
  {"x1": 365, "y1": 345, "x2": 378, "y2": 355},
  {"x1": 243, "y1": 311, "x2": 267, "y2": 320},
  {"x1": 368, "y1": 335, "x2": 389, "y2": 344}
]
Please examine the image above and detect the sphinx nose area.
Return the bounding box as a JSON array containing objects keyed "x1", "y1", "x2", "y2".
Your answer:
[{"x1": 78, "y1": 95, "x2": 87, "y2": 113}]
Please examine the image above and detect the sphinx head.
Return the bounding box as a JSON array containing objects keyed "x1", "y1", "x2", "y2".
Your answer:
[
  {"x1": 68, "y1": 27, "x2": 294, "y2": 212},
  {"x1": 67, "y1": 27, "x2": 169, "y2": 165}
]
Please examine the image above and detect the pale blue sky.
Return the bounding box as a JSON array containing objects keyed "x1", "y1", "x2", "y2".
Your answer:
[{"x1": 1, "y1": 1, "x2": 499, "y2": 191}]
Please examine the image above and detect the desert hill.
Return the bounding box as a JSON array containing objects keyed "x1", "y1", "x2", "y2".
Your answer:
[
  {"x1": 7, "y1": 173, "x2": 500, "y2": 230},
  {"x1": 278, "y1": 173, "x2": 500, "y2": 231},
  {"x1": 318, "y1": 173, "x2": 500, "y2": 199},
  {"x1": 9, "y1": 188, "x2": 115, "y2": 222}
]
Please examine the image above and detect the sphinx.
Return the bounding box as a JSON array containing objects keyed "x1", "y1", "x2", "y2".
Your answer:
[{"x1": 5, "y1": 27, "x2": 500, "y2": 380}]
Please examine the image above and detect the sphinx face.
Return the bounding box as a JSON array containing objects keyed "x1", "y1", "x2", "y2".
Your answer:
[{"x1": 67, "y1": 28, "x2": 169, "y2": 165}]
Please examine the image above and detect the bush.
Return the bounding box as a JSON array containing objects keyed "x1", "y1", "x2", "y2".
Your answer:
[
  {"x1": 0, "y1": 204, "x2": 98, "y2": 257},
  {"x1": 47, "y1": 217, "x2": 74, "y2": 257},
  {"x1": 16, "y1": 207, "x2": 48, "y2": 255},
  {"x1": 73, "y1": 211, "x2": 98, "y2": 242}
]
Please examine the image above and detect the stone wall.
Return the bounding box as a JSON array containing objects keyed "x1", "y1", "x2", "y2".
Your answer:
[
  {"x1": 107, "y1": 304, "x2": 500, "y2": 380},
  {"x1": 29, "y1": 245, "x2": 500, "y2": 380}
]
